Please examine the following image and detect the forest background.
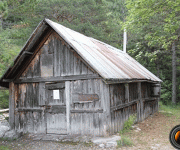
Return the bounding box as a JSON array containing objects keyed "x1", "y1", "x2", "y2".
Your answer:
[{"x1": 0, "y1": 0, "x2": 179, "y2": 108}]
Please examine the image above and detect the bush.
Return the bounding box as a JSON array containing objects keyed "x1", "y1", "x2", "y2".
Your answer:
[
  {"x1": 0, "y1": 145, "x2": 10, "y2": 150},
  {"x1": 117, "y1": 114, "x2": 136, "y2": 148},
  {"x1": 117, "y1": 135, "x2": 134, "y2": 147},
  {"x1": 0, "y1": 90, "x2": 9, "y2": 109},
  {"x1": 120, "y1": 114, "x2": 137, "y2": 134}
]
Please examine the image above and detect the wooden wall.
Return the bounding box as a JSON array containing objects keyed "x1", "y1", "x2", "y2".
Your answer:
[
  {"x1": 109, "y1": 82, "x2": 159, "y2": 134},
  {"x1": 9, "y1": 30, "x2": 160, "y2": 136},
  {"x1": 20, "y1": 31, "x2": 96, "y2": 79},
  {"x1": 14, "y1": 83, "x2": 46, "y2": 133},
  {"x1": 69, "y1": 79, "x2": 110, "y2": 136},
  {"x1": 11, "y1": 31, "x2": 100, "y2": 135}
]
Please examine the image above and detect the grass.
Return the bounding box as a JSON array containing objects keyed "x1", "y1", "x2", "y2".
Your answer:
[
  {"x1": 120, "y1": 114, "x2": 137, "y2": 134},
  {"x1": 117, "y1": 114, "x2": 137, "y2": 147},
  {"x1": 0, "y1": 146, "x2": 11, "y2": 150},
  {"x1": 117, "y1": 135, "x2": 133, "y2": 147},
  {"x1": 159, "y1": 101, "x2": 180, "y2": 118}
]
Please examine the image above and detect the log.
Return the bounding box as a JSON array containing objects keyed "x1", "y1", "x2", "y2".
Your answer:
[{"x1": 0, "y1": 108, "x2": 9, "y2": 113}]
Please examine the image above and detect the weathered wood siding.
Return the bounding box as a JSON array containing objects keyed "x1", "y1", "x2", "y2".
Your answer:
[
  {"x1": 141, "y1": 82, "x2": 159, "y2": 119},
  {"x1": 10, "y1": 30, "x2": 160, "y2": 136},
  {"x1": 20, "y1": 31, "x2": 96, "y2": 79},
  {"x1": 109, "y1": 83, "x2": 137, "y2": 133},
  {"x1": 69, "y1": 79, "x2": 110, "y2": 136},
  {"x1": 109, "y1": 82, "x2": 159, "y2": 134},
  {"x1": 12, "y1": 30, "x2": 102, "y2": 135},
  {"x1": 14, "y1": 83, "x2": 46, "y2": 133}
]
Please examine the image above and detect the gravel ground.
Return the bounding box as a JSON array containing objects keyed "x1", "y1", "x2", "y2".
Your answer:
[
  {"x1": 0, "y1": 111, "x2": 177, "y2": 150},
  {"x1": 0, "y1": 134, "x2": 116, "y2": 150}
]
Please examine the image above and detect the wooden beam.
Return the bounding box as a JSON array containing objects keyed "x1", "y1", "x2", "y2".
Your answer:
[
  {"x1": 18, "y1": 108, "x2": 43, "y2": 112},
  {"x1": 46, "y1": 82, "x2": 65, "y2": 90},
  {"x1": 23, "y1": 51, "x2": 33, "y2": 55},
  {"x1": 70, "y1": 109, "x2": 103, "y2": 113},
  {"x1": 14, "y1": 27, "x2": 53, "y2": 80},
  {"x1": 104, "y1": 79, "x2": 160, "y2": 84},
  {"x1": 0, "y1": 109, "x2": 9, "y2": 113},
  {"x1": 2, "y1": 79, "x2": 13, "y2": 82},
  {"x1": 15, "y1": 74, "x2": 101, "y2": 83},
  {"x1": 110, "y1": 99, "x2": 139, "y2": 112}
]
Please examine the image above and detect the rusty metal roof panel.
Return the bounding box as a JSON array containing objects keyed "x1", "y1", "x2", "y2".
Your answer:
[
  {"x1": 0, "y1": 18, "x2": 162, "y2": 88},
  {"x1": 45, "y1": 19, "x2": 162, "y2": 82}
]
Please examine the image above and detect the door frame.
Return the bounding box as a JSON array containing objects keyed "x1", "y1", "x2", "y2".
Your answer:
[{"x1": 45, "y1": 81, "x2": 68, "y2": 134}]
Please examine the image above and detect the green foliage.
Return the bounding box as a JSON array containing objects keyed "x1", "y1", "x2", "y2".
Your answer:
[
  {"x1": 124, "y1": 0, "x2": 180, "y2": 104},
  {"x1": 0, "y1": 145, "x2": 10, "y2": 150},
  {"x1": 0, "y1": 0, "x2": 8, "y2": 19},
  {"x1": 117, "y1": 135, "x2": 133, "y2": 147},
  {"x1": 159, "y1": 101, "x2": 180, "y2": 118},
  {"x1": 0, "y1": 0, "x2": 179, "y2": 106},
  {"x1": 120, "y1": 114, "x2": 136, "y2": 134},
  {"x1": 0, "y1": 90, "x2": 9, "y2": 109}
]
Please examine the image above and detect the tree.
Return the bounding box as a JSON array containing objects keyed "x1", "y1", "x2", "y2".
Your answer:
[
  {"x1": 125, "y1": 0, "x2": 180, "y2": 104},
  {"x1": 0, "y1": 0, "x2": 8, "y2": 29}
]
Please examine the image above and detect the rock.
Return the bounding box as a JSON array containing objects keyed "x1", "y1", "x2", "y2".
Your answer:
[
  {"x1": 106, "y1": 141, "x2": 117, "y2": 147},
  {"x1": 72, "y1": 137, "x2": 80, "y2": 143},
  {"x1": 1, "y1": 120, "x2": 10, "y2": 127},
  {"x1": 99, "y1": 143, "x2": 105, "y2": 148},
  {"x1": 91, "y1": 135, "x2": 121, "y2": 148},
  {"x1": 0, "y1": 125, "x2": 10, "y2": 138},
  {"x1": 4, "y1": 129, "x2": 22, "y2": 140}
]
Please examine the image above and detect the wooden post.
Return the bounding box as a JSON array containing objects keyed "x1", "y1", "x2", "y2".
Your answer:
[
  {"x1": 125, "y1": 83, "x2": 129, "y2": 103},
  {"x1": 65, "y1": 81, "x2": 70, "y2": 134},
  {"x1": 100, "y1": 80, "x2": 110, "y2": 136},
  {"x1": 9, "y1": 82, "x2": 15, "y2": 129},
  {"x1": 137, "y1": 82, "x2": 143, "y2": 121}
]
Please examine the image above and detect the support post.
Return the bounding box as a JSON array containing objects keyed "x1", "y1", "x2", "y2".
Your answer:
[
  {"x1": 137, "y1": 82, "x2": 143, "y2": 121},
  {"x1": 125, "y1": 83, "x2": 129, "y2": 103},
  {"x1": 65, "y1": 81, "x2": 70, "y2": 134}
]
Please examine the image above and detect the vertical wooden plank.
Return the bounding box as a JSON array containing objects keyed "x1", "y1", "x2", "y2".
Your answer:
[
  {"x1": 9, "y1": 82, "x2": 15, "y2": 129},
  {"x1": 87, "y1": 68, "x2": 94, "y2": 74},
  {"x1": 69, "y1": 48, "x2": 74, "y2": 75},
  {"x1": 138, "y1": 82, "x2": 143, "y2": 121},
  {"x1": 100, "y1": 80, "x2": 110, "y2": 135},
  {"x1": 39, "y1": 83, "x2": 46, "y2": 106},
  {"x1": 74, "y1": 55, "x2": 80, "y2": 75},
  {"x1": 65, "y1": 81, "x2": 70, "y2": 134},
  {"x1": 54, "y1": 36, "x2": 57, "y2": 76},
  {"x1": 66, "y1": 47, "x2": 70, "y2": 75},
  {"x1": 125, "y1": 83, "x2": 129, "y2": 103},
  {"x1": 81, "y1": 63, "x2": 88, "y2": 74}
]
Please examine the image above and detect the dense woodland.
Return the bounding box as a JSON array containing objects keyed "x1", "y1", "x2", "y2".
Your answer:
[{"x1": 0, "y1": 0, "x2": 179, "y2": 108}]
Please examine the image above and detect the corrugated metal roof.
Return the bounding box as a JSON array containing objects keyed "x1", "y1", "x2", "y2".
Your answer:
[
  {"x1": 0, "y1": 18, "x2": 162, "y2": 88},
  {"x1": 45, "y1": 19, "x2": 162, "y2": 82}
]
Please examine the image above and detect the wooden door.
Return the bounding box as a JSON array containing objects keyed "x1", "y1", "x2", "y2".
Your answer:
[{"x1": 46, "y1": 83, "x2": 67, "y2": 134}]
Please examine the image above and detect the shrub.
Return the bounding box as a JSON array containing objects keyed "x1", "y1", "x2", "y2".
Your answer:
[
  {"x1": 117, "y1": 135, "x2": 133, "y2": 147},
  {"x1": 0, "y1": 90, "x2": 9, "y2": 109},
  {"x1": 120, "y1": 114, "x2": 137, "y2": 134}
]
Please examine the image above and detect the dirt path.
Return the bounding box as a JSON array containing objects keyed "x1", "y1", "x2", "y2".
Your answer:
[
  {"x1": 0, "y1": 111, "x2": 178, "y2": 150},
  {"x1": 121, "y1": 112, "x2": 177, "y2": 150}
]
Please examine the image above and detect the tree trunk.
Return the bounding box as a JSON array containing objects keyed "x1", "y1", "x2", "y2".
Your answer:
[{"x1": 172, "y1": 41, "x2": 176, "y2": 104}]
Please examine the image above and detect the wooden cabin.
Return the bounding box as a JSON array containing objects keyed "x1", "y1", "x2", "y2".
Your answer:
[{"x1": 0, "y1": 19, "x2": 162, "y2": 136}]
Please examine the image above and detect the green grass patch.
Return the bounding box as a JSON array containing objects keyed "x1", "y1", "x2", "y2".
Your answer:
[
  {"x1": 120, "y1": 114, "x2": 137, "y2": 134},
  {"x1": 117, "y1": 135, "x2": 133, "y2": 147},
  {"x1": 159, "y1": 101, "x2": 180, "y2": 117},
  {"x1": 0, "y1": 145, "x2": 11, "y2": 150},
  {"x1": 117, "y1": 114, "x2": 136, "y2": 147}
]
